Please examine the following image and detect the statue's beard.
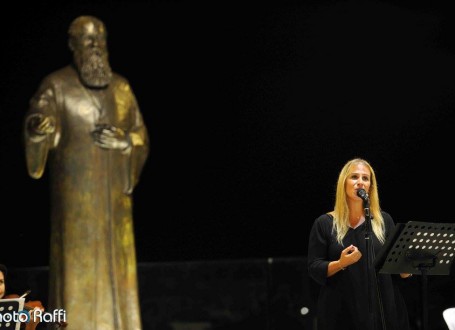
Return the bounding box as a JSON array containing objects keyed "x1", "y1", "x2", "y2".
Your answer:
[{"x1": 75, "y1": 48, "x2": 113, "y2": 88}]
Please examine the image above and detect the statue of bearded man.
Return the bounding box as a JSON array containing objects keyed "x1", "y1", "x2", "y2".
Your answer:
[{"x1": 24, "y1": 16, "x2": 148, "y2": 329}]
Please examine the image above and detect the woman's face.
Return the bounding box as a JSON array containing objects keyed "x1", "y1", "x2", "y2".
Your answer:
[
  {"x1": 345, "y1": 163, "x2": 371, "y2": 202},
  {"x1": 0, "y1": 271, "x2": 5, "y2": 299}
]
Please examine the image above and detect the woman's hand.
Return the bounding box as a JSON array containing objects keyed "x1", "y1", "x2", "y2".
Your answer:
[
  {"x1": 327, "y1": 245, "x2": 362, "y2": 277},
  {"x1": 339, "y1": 244, "x2": 362, "y2": 268}
]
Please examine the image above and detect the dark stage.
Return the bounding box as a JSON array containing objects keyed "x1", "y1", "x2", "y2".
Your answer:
[{"x1": 1, "y1": 1, "x2": 455, "y2": 329}]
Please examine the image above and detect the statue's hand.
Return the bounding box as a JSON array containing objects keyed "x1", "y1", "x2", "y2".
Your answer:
[
  {"x1": 91, "y1": 124, "x2": 130, "y2": 150},
  {"x1": 28, "y1": 114, "x2": 56, "y2": 136}
]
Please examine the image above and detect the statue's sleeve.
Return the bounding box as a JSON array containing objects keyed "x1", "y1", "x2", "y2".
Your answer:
[
  {"x1": 123, "y1": 85, "x2": 149, "y2": 195},
  {"x1": 24, "y1": 78, "x2": 60, "y2": 179}
]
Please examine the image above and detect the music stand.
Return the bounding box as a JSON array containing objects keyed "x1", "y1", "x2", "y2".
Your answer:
[
  {"x1": 0, "y1": 298, "x2": 25, "y2": 330},
  {"x1": 375, "y1": 221, "x2": 455, "y2": 330}
]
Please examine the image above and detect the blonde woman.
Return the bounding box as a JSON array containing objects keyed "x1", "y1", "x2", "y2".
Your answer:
[{"x1": 308, "y1": 158, "x2": 410, "y2": 330}]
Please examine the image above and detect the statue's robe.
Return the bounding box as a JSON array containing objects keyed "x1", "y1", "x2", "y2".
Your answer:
[{"x1": 25, "y1": 65, "x2": 148, "y2": 330}]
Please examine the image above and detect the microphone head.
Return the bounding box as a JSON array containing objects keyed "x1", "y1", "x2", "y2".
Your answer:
[{"x1": 356, "y1": 189, "x2": 369, "y2": 201}]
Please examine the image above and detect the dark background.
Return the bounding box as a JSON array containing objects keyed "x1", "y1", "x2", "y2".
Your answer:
[{"x1": 1, "y1": 0, "x2": 455, "y2": 268}]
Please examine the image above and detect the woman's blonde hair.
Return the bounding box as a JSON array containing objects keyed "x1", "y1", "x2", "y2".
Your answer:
[{"x1": 332, "y1": 158, "x2": 385, "y2": 244}]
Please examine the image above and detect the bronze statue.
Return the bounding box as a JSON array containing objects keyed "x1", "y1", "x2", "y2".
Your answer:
[{"x1": 24, "y1": 16, "x2": 148, "y2": 329}]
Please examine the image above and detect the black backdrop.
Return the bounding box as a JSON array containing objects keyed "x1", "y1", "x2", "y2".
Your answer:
[{"x1": 1, "y1": 0, "x2": 455, "y2": 269}]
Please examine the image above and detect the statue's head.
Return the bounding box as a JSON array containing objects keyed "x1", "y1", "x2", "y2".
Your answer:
[{"x1": 68, "y1": 16, "x2": 113, "y2": 88}]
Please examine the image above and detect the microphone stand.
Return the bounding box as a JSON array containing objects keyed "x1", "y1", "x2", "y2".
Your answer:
[{"x1": 363, "y1": 198, "x2": 386, "y2": 330}]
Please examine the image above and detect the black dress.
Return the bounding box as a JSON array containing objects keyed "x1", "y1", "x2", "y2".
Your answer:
[{"x1": 307, "y1": 211, "x2": 410, "y2": 330}]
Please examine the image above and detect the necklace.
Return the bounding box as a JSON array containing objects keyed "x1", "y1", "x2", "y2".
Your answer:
[
  {"x1": 88, "y1": 88, "x2": 105, "y2": 112},
  {"x1": 82, "y1": 86, "x2": 107, "y2": 125}
]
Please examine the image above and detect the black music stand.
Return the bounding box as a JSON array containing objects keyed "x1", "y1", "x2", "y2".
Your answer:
[
  {"x1": 0, "y1": 298, "x2": 25, "y2": 330},
  {"x1": 375, "y1": 221, "x2": 455, "y2": 330}
]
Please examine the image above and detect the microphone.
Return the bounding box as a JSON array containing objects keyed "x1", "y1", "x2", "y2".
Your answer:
[{"x1": 357, "y1": 189, "x2": 369, "y2": 202}]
